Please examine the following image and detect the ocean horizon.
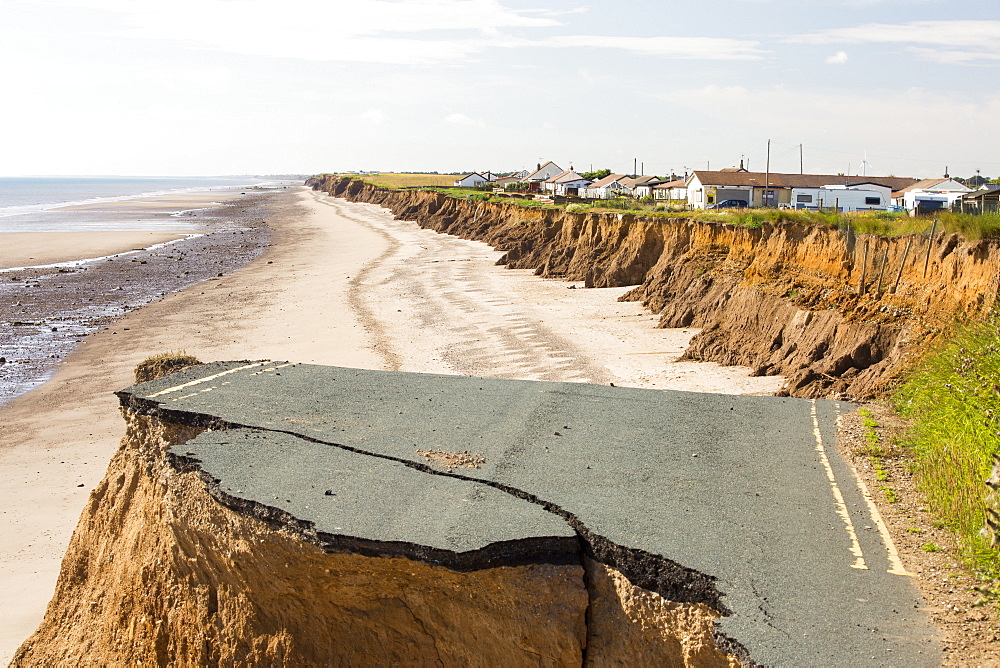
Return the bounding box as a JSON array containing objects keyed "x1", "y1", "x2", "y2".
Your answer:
[{"x1": 0, "y1": 176, "x2": 281, "y2": 233}]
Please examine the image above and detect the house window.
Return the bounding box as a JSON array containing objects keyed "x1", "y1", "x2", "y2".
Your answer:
[
  {"x1": 797, "y1": 194, "x2": 813, "y2": 203},
  {"x1": 865, "y1": 197, "x2": 881, "y2": 205}
]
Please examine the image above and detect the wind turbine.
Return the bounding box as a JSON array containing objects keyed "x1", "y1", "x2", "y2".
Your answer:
[{"x1": 859, "y1": 150, "x2": 873, "y2": 178}]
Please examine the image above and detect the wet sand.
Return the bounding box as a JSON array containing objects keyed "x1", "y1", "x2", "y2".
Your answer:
[
  {"x1": 0, "y1": 193, "x2": 272, "y2": 407},
  {"x1": 1, "y1": 231, "x2": 193, "y2": 270},
  {"x1": 0, "y1": 187, "x2": 783, "y2": 661}
]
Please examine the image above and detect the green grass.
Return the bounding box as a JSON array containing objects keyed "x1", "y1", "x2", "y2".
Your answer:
[
  {"x1": 920, "y1": 542, "x2": 943, "y2": 553},
  {"x1": 894, "y1": 318, "x2": 1000, "y2": 576},
  {"x1": 856, "y1": 407, "x2": 885, "y2": 457},
  {"x1": 331, "y1": 175, "x2": 1000, "y2": 239},
  {"x1": 881, "y1": 485, "x2": 900, "y2": 503}
]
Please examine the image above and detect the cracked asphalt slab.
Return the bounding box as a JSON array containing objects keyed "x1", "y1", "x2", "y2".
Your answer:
[{"x1": 121, "y1": 361, "x2": 940, "y2": 666}]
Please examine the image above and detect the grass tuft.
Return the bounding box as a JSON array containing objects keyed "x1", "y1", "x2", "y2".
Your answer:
[{"x1": 134, "y1": 351, "x2": 202, "y2": 384}]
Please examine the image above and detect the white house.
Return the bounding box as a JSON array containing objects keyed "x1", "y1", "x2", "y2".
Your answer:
[
  {"x1": 542, "y1": 170, "x2": 592, "y2": 196},
  {"x1": 582, "y1": 174, "x2": 630, "y2": 199},
  {"x1": 454, "y1": 173, "x2": 489, "y2": 188},
  {"x1": 653, "y1": 179, "x2": 687, "y2": 203},
  {"x1": 685, "y1": 170, "x2": 920, "y2": 209},
  {"x1": 521, "y1": 161, "x2": 564, "y2": 190},
  {"x1": 893, "y1": 178, "x2": 971, "y2": 215},
  {"x1": 629, "y1": 177, "x2": 669, "y2": 199}
]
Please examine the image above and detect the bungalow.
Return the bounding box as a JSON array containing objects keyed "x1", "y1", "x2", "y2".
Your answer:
[
  {"x1": 892, "y1": 178, "x2": 971, "y2": 215},
  {"x1": 581, "y1": 174, "x2": 630, "y2": 199},
  {"x1": 652, "y1": 179, "x2": 687, "y2": 203},
  {"x1": 453, "y1": 173, "x2": 489, "y2": 188},
  {"x1": 542, "y1": 169, "x2": 592, "y2": 196},
  {"x1": 961, "y1": 184, "x2": 1000, "y2": 213},
  {"x1": 521, "y1": 161, "x2": 564, "y2": 192},
  {"x1": 685, "y1": 170, "x2": 920, "y2": 209},
  {"x1": 630, "y1": 176, "x2": 670, "y2": 199}
]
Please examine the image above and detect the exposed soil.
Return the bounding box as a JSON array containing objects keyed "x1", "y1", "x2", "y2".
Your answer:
[
  {"x1": 416, "y1": 449, "x2": 487, "y2": 470},
  {"x1": 311, "y1": 176, "x2": 1000, "y2": 402},
  {"x1": 839, "y1": 405, "x2": 1000, "y2": 666}
]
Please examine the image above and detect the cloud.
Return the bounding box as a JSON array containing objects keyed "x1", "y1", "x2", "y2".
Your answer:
[
  {"x1": 24, "y1": 0, "x2": 562, "y2": 65},
  {"x1": 537, "y1": 35, "x2": 767, "y2": 60},
  {"x1": 444, "y1": 113, "x2": 484, "y2": 127},
  {"x1": 788, "y1": 20, "x2": 1000, "y2": 64},
  {"x1": 17, "y1": 0, "x2": 768, "y2": 65},
  {"x1": 826, "y1": 50, "x2": 849, "y2": 65},
  {"x1": 360, "y1": 109, "x2": 387, "y2": 125}
]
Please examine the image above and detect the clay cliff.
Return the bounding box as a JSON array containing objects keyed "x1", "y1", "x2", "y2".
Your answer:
[
  {"x1": 308, "y1": 175, "x2": 1000, "y2": 399},
  {"x1": 13, "y1": 383, "x2": 741, "y2": 666}
]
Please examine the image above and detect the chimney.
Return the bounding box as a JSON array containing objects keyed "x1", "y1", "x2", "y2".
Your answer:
[{"x1": 537, "y1": 163, "x2": 541, "y2": 170}]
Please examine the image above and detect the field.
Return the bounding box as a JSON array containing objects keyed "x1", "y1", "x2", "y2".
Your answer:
[{"x1": 354, "y1": 173, "x2": 458, "y2": 188}]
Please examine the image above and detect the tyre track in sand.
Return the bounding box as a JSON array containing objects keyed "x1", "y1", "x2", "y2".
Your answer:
[{"x1": 316, "y1": 193, "x2": 612, "y2": 384}]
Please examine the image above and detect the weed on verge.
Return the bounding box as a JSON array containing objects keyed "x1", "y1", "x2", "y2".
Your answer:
[{"x1": 894, "y1": 318, "x2": 1000, "y2": 580}]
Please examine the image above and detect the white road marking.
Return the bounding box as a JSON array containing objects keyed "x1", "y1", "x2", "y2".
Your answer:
[
  {"x1": 143, "y1": 361, "x2": 272, "y2": 398},
  {"x1": 812, "y1": 400, "x2": 868, "y2": 570}
]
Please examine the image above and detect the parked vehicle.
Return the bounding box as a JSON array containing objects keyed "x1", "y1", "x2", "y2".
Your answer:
[{"x1": 707, "y1": 199, "x2": 748, "y2": 210}]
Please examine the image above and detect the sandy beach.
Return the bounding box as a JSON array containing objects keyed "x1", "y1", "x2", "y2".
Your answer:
[
  {"x1": 0, "y1": 186, "x2": 782, "y2": 661},
  {"x1": 1, "y1": 231, "x2": 194, "y2": 270}
]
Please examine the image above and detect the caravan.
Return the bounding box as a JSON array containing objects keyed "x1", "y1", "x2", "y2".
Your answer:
[{"x1": 790, "y1": 183, "x2": 891, "y2": 212}]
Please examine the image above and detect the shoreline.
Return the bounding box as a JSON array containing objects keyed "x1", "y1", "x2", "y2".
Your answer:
[
  {"x1": 0, "y1": 231, "x2": 195, "y2": 270},
  {"x1": 0, "y1": 187, "x2": 779, "y2": 661},
  {"x1": 0, "y1": 190, "x2": 274, "y2": 407}
]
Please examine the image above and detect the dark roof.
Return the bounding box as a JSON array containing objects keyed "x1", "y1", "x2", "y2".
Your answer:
[
  {"x1": 690, "y1": 170, "x2": 920, "y2": 191},
  {"x1": 965, "y1": 188, "x2": 1000, "y2": 200}
]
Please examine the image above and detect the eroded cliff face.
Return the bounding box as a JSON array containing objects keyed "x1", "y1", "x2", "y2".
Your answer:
[
  {"x1": 13, "y1": 408, "x2": 740, "y2": 667},
  {"x1": 309, "y1": 175, "x2": 1000, "y2": 399}
]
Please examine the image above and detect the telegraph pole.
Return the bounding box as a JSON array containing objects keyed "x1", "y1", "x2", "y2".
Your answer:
[
  {"x1": 800, "y1": 143, "x2": 804, "y2": 175},
  {"x1": 765, "y1": 139, "x2": 771, "y2": 206}
]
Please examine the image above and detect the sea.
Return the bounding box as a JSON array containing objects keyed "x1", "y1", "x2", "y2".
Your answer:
[
  {"x1": 0, "y1": 176, "x2": 290, "y2": 405},
  {"x1": 0, "y1": 176, "x2": 275, "y2": 233}
]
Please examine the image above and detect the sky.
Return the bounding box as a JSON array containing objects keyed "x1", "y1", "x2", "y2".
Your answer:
[{"x1": 1, "y1": 0, "x2": 998, "y2": 179}]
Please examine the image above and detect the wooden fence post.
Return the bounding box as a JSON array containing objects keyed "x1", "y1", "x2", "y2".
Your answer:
[
  {"x1": 875, "y1": 245, "x2": 890, "y2": 297},
  {"x1": 859, "y1": 239, "x2": 869, "y2": 295},
  {"x1": 891, "y1": 238, "x2": 914, "y2": 294},
  {"x1": 922, "y1": 219, "x2": 938, "y2": 279}
]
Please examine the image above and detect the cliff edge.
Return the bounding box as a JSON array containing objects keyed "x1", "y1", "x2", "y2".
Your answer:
[
  {"x1": 15, "y1": 362, "x2": 937, "y2": 665},
  {"x1": 308, "y1": 175, "x2": 1000, "y2": 399}
]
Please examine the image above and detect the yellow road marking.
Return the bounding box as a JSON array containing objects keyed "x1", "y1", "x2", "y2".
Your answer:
[
  {"x1": 812, "y1": 400, "x2": 868, "y2": 570},
  {"x1": 837, "y1": 419, "x2": 912, "y2": 576},
  {"x1": 143, "y1": 361, "x2": 272, "y2": 398}
]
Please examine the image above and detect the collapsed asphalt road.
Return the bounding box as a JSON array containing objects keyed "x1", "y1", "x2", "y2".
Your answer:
[{"x1": 120, "y1": 361, "x2": 939, "y2": 665}]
